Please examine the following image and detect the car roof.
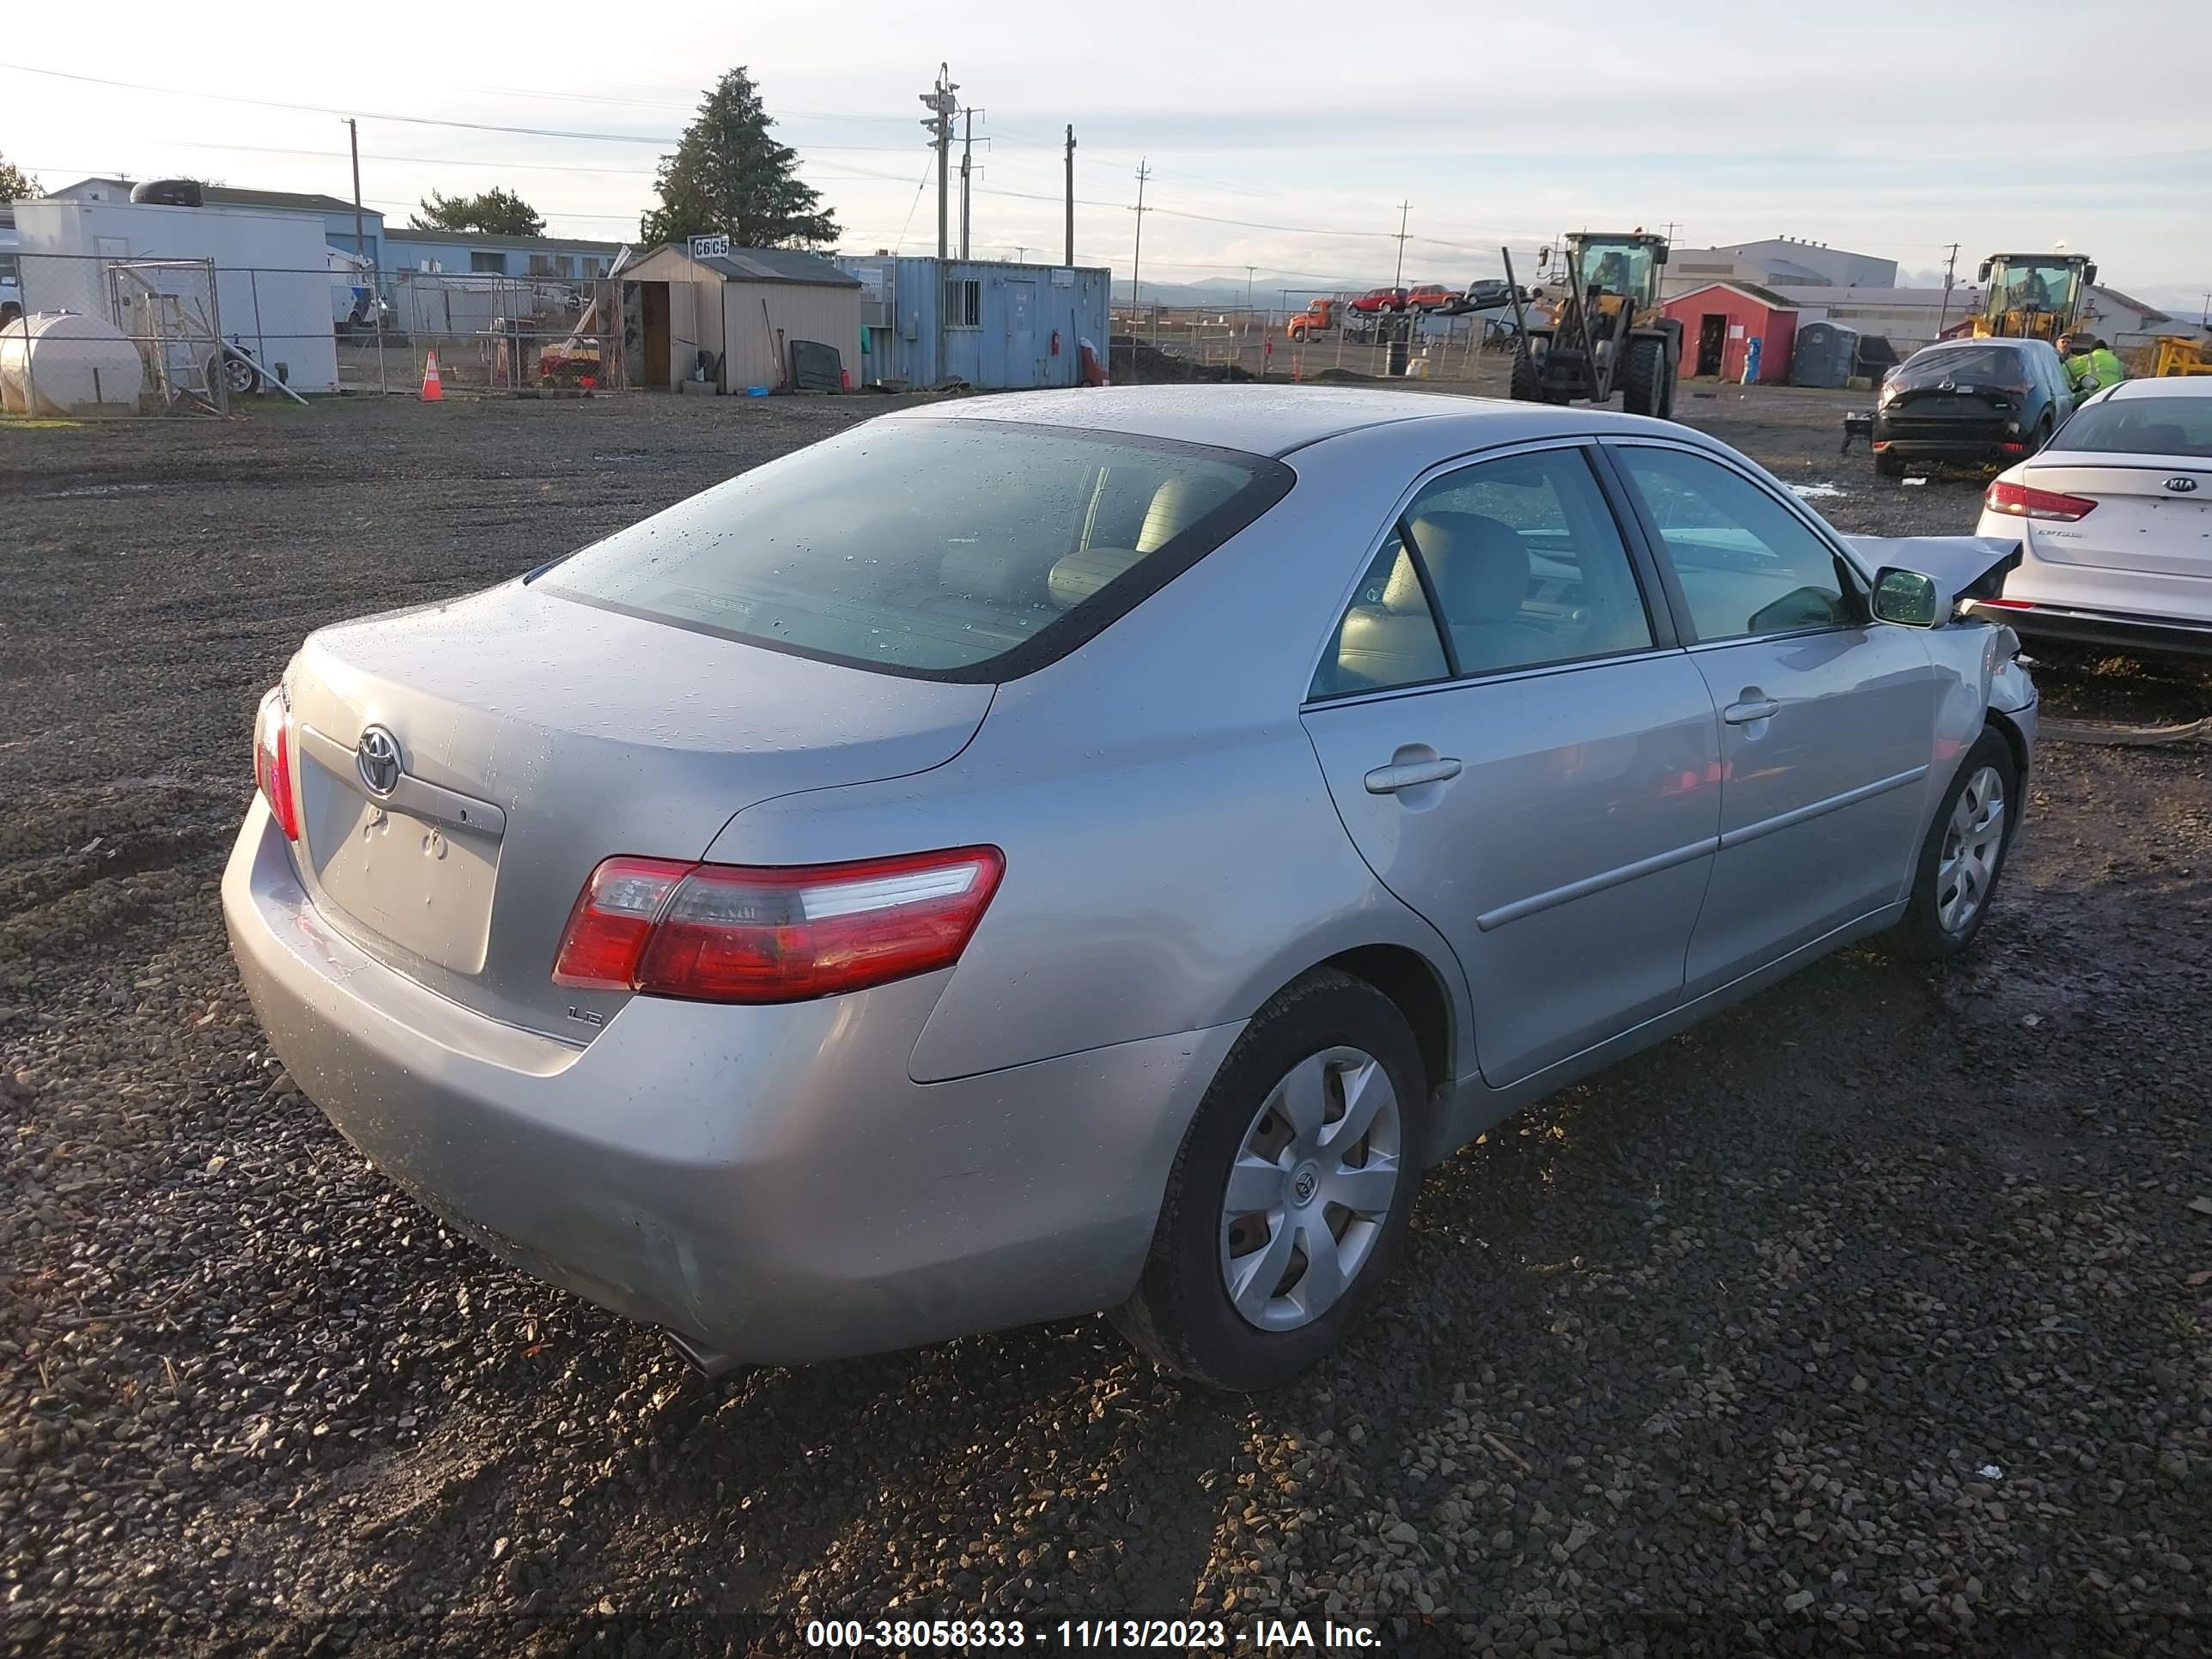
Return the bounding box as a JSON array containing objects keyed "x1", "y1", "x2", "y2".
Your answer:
[
  {"x1": 2099, "y1": 374, "x2": 2212, "y2": 402},
  {"x1": 891, "y1": 385, "x2": 1645, "y2": 458}
]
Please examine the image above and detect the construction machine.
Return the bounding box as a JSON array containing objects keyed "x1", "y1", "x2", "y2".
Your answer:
[
  {"x1": 1972, "y1": 252, "x2": 2095, "y2": 342},
  {"x1": 1503, "y1": 231, "x2": 1680, "y2": 417}
]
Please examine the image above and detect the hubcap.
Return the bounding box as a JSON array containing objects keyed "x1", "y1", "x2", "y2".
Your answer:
[
  {"x1": 1937, "y1": 764, "x2": 2006, "y2": 934},
  {"x1": 1218, "y1": 1046, "x2": 1402, "y2": 1333}
]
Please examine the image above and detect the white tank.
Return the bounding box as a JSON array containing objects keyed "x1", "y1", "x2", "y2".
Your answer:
[{"x1": 0, "y1": 311, "x2": 147, "y2": 415}]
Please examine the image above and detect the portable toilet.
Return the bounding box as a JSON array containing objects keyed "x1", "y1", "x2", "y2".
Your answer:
[{"x1": 1790, "y1": 321, "x2": 1862, "y2": 389}]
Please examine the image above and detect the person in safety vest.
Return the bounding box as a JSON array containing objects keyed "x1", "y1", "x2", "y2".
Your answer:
[{"x1": 2081, "y1": 336, "x2": 2129, "y2": 391}]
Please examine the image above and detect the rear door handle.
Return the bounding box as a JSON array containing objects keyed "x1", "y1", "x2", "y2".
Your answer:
[
  {"x1": 1364, "y1": 757, "x2": 1462, "y2": 793},
  {"x1": 1723, "y1": 698, "x2": 1780, "y2": 725}
]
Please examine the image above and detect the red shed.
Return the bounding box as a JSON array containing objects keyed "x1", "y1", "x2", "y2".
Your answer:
[{"x1": 1662, "y1": 281, "x2": 1798, "y2": 384}]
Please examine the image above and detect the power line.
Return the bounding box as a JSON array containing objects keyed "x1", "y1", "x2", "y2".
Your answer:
[{"x1": 0, "y1": 60, "x2": 676, "y2": 143}]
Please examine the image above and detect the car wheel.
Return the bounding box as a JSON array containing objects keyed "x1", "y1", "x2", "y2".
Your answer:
[
  {"x1": 2027, "y1": 412, "x2": 2055, "y2": 454},
  {"x1": 1881, "y1": 728, "x2": 2019, "y2": 962},
  {"x1": 1875, "y1": 449, "x2": 1906, "y2": 479},
  {"x1": 1109, "y1": 969, "x2": 1431, "y2": 1390}
]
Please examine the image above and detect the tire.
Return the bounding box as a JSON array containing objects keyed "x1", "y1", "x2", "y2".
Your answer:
[
  {"x1": 209, "y1": 352, "x2": 262, "y2": 397},
  {"x1": 1509, "y1": 346, "x2": 1542, "y2": 403},
  {"x1": 1881, "y1": 728, "x2": 2019, "y2": 962},
  {"x1": 1875, "y1": 448, "x2": 1906, "y2": 479},
  {"x1": 2027, "y1": 411, "x2": 2055, "y2": 454},
  {"x1": 1109, "y1": 969, "x2": 1431, "y2": 1391},
  {"x1": 1656, "y1": 349, "x2": 1679, "y2": 420},
  {"x1": 1621, "y1": 337, "x2": 1667, "y2": 417}
]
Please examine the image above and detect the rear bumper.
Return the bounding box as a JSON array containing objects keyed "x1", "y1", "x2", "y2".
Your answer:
[
  {"x1": 1873, "y1": 429, "x2": 2019, "y2": 461},
  {"x1": 1969, "y1": 601, "x2": 2212, "y2": 659},
  {"x1": 222, "y1": 800, "x2": 1240, "y2": 1364}
]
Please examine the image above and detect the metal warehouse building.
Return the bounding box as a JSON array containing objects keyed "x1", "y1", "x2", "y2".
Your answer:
[
  {"x1": 619, "y1": 242, "x2": 861, "y2": 393},
  {"x1": 837, "y1": 256, "x2": 1110, "y2": 391}
]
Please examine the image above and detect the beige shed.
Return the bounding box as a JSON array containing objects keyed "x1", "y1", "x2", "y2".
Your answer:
[{"x1": 621, "y1": 242, "x2": 862, "y2": 394}]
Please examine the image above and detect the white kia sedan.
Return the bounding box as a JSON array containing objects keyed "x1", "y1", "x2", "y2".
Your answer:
[{"x1": 1972, "y1": 377, "x2": 2212, "y2": 657}]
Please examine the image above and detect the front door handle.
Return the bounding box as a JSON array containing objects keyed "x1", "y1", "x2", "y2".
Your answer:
[
  {"x1": 1723, "y1": 697, "x2": 1780, "y2": 725},
  {"x1": 1364, "y1": 757, "x2": 1462, "y2": 793}
]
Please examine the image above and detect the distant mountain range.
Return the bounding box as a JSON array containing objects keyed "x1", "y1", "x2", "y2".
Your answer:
[{"x1": 1113, "y1": 276, "x2": 1364, "y2": 309}]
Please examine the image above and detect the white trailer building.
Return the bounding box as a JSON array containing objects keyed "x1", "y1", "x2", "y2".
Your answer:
[{"x1": 12, "y1": 196, "x2": 342, "y2": 393}]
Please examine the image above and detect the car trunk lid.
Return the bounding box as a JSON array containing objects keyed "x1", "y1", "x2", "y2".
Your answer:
[
  {"x1": 2014, "y1": 456, "x2": 2212, "y2": 577},
  {"x1": 281, "y1": 581, "x2": 993, "y2": 1040}
]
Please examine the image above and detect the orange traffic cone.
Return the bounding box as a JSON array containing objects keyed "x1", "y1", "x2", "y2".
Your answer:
[{"x1": 419, "y1": 349, "x2": 444, "y2": 403}]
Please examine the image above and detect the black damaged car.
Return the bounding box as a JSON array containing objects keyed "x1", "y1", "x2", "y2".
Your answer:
[{"x1": 1871, "y1": 337, "x2": 2078, "y2": 478}]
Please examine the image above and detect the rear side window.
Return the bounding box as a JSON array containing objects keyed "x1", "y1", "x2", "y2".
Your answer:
[
  {"x1": 1309, "y1": 447, "x2": 1654, "y2": 699},
  {"x1": 545, "y1": 420, "x2": 1291, "y2": 680},
  {"x1": 2055, "y1": 396, "x2": 2212, "y2": 459}
]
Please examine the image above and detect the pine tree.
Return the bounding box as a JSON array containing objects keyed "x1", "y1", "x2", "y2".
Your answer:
[{"x1": 640, "y1": 68, "x2": 838, "y2": 250}]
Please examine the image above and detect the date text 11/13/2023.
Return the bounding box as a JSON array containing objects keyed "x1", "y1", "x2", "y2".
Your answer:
[{"x1": 804, "y1": 1616, "x2": 1384, "y2": 1650}]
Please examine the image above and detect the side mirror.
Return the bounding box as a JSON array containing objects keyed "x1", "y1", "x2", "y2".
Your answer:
[
  {"x1": 2084, "y1": 262, "x2": 2098, "y2": 286},
  {"x1": 1653, "y1": 244, "x2": 1668, "y2": 266},
  {"x1": 1976, "y1": 259, "x2": 1991, "y2": 283},
  {"x1": 1871, "y1": 567, "x2": 1944, "y2": 628}
]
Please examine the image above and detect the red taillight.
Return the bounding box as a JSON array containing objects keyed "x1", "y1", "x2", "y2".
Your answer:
[
  {"x1": 552, "y1": 846, "x2": 1004, "y2": 1004},
  {"x1": 253, "y1": 688, "x2": 301, "y2": 842},
  {"x1": 1985, "y1": 478, "x2": 2097, "y2": 521}
]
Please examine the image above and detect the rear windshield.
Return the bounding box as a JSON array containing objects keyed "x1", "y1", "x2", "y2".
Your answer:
[
  {"x1": 2056, "y1": 396, "x2": 2212, "y2": 459},
  {"x1": 1892, "y1": 345, "x2": 2030, "y2": 388},
  {"x1": 543, "y1": 419, "x2": 1290, "y2": 680}
]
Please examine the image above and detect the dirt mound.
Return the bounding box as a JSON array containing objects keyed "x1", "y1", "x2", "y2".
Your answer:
[{"x1": 1107, "y1": 337, "x2": 1255, "y2": 385}]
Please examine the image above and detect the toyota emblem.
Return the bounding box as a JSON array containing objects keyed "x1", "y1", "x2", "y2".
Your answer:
[
  {"x1": 2165, "y1": 477, "x2": 2200, "y2": 495},
  {"x1": 356, "y1": 726, "x2": 403, "y2": 797}
]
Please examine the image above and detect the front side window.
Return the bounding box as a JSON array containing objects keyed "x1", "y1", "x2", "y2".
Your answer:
[
  {"x1": 1616, "y1": 447, "x2": 1856, "y2": 641},
  {"x1": 1310, "y1": 447, "x2": 1654, "y2": 698},
  {"x1": 545, "y1": 421, "x2": 1289, "y2": 680}
]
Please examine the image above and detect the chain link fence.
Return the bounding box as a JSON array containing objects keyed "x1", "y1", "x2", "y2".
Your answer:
[
  {"x1": 0, "y1": 251, "x2": 622, "y2": 415},
  {"x1": 1108, "y1": 302, "x2": 1517, "y2": 387}
]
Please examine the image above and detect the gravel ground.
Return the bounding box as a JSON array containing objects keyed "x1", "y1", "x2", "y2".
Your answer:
[{"x1": 3, "y1": 389, "x2": 2209, "y2": 1658}]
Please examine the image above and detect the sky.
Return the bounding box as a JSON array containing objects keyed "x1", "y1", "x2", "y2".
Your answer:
[{"x1": 4, "y1": 0, "x2": 2206, "y2": 316}]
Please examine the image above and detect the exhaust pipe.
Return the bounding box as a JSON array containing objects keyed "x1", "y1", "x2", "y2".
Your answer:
[{"x1": 663, "y1": 1328, "x2": 738, "y2": 1378}]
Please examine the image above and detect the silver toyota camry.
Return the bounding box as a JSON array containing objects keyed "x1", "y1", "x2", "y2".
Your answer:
[{"x1": 224, "y1": 386, "x2": 2039, "y2": 1389}]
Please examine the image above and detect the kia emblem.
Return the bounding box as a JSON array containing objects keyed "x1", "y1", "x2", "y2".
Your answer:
[{"x1": 2164, "y1": 477, "x2": 2200, "y2": 495}]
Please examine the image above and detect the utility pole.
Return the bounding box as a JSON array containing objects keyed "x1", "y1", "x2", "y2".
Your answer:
[
  {"x1": 1063, "y1": 125, "x2": 1076, "y2": 267},
  {"x1": 1937, "y1": 242, "x2": 1961, "y2": 336},
  {"x1": 1013, "y1": 246, "x2": 1028, "y2": 263},
  {"x1": 345, "y1": 118, "x2": 365, "y2": 263},
  {"x1": 1392, "y1": 201, "x2": 1412, "y2": 288},
  {"x1": 1130, "y1": 160, "x2": 1152, "y2": 307},
  {"x1": 1660, "y1": 221, "x2": 1680, "y2": 245},
  {"x1": 1246, "y1": 265, "x2": 1256, "y2": 311},
  {"x1": 918, "y1": 64, "x2": 957, "y2": 262},
  {"x1": 918, "y1": 63, "x2": 958, "y2": 387},
  {"x1": 957, "y1": 106, "x2": 979, "y2": 261}
]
